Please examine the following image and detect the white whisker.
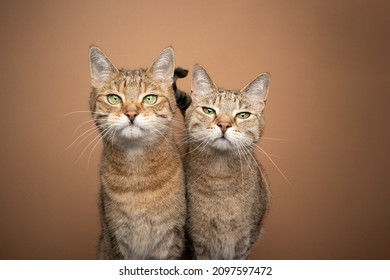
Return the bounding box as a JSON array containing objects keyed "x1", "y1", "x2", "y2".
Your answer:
[
  {"x1": 241, "y1": 144, "x2": 270, "y2": 189},
  {"x1": 75, "y1": 126, "x2": 110, "y2": 164},
  {"x1": 242, "y1": 137, "x2": 290, "y2": 185},
  {"x1": 74, "y1": 119, "x2": 96, "y2": 135},
  {"x1": 234, "y1": 142, "x2": 245, "y2": 187},
  {"x1": 151, "y1": 126, "x2": 174, "y2": 145},
  {"x1": 62, "y1": 125, "x2": 100, "y2": 153},
  {"x1": 62, "y1": 110, "x2": 92, "y2": 117},
  {"x1": 182, "y1": 136, "x2": 211, "y2": 157},
  {"x1": 260, "y1": 137, "x2": 287, "y2": 141},
  {"x1": 87, "y1": 125, "x2": 115, "y2": 167},
  {"x1": 256, "y1": 145, "x2": 290, "y2": 184}
]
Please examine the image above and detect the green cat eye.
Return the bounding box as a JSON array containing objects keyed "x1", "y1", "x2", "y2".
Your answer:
[
  {"x1": 236, "y1": 112, "x2": 251, "y2": 119},
  {"x1": 143, "y1": 95, "x2": 158, "y2": 105},
  {"x1": 202, "y1": 107, "x2": 216, "y2": 115},
  {"x1": 107, "y1": 94, "x2": 122, "y2": 105}
]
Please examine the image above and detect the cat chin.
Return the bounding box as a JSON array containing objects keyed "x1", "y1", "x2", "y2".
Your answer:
[
  {"x1": 112, "y1": 128, "x2": 156, "y2": 152},
  {"x1": 209, "y1": 137, "x2": 234, "y2": 151},
  {"x1": 119, "y1": 125, "x2": 145, "y2": 139}
]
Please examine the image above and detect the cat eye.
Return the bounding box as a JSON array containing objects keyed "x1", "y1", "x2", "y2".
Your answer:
[
  {"x1": 236, "y1": 112, "x2": 251, "y2": 119},
  {"x1": 202, "y1": 107, "x2": 216, "y2": 115},
  {"x1": 107, "y1": 94, "x2": 122, "y2": 105},
  {"x1": 143, "y1": 95, "x2": 158, "y2": 105}
]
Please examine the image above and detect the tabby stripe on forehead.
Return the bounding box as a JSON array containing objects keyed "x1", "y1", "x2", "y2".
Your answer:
[
  {"x1": 236, "y1": 97, "x2": 242, "y2": 108},
  {"x1": 118, "y1": 79, "x2": 125, "y2": 92},
  {"x1": 139, "y1": 77, "x2": 145, "y2": 94},
  {"x1": 212, "y1": 95, "x2": 221, "y2": 107},
  {"x1": 237, "y1": 96, "x2": 242, "y2": 109},
  {"x1": 138, "y1": 70, "x2": 144, "y2": 89},
  {"x1": 123, "y1": 76, "x2": 129, "y2": 88}
]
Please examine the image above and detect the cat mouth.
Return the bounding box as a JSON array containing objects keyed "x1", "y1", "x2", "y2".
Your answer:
[
  {"x1": 126, "y1": 122, "x2": 144, "y2": 130},
  {"x1": 118, "y1": 123, "x2": 145, "y2": 139},
  {"x1": 219, "y1": 134, "x2": 229, "y2": 140},
  {"x1": 216, "y1": 136, "x2": 230, "y2": 143},
  {"x1": 211, "y1": 137, "x2": 233, "y2": 150}
]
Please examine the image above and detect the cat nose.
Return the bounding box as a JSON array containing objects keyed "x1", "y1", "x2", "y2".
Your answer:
[
  {"x1": 217, "y1": 122, "x2": 231, "y2": 133},
  {"x1": 126, "y1": 110, "x2": 138, "y2": 122}
]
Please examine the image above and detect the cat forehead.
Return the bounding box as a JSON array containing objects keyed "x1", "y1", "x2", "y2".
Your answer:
[
  {"x1": 202, "y1": 90, "x2": 251, "y2": 110},
  {"x1": 113, "y1": 69, "x2": 146, "y2": 88},
  {"x1": 108, "y1": 69, "x2": 163, "y2": 94},
  {"x1": 203, "y1": 90, "x2": 240, "y2": 102}
]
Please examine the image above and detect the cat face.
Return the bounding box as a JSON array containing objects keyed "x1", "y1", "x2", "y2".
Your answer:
[
  {"x1": 186, "y1": 65, "x2": 270, "y2": 152},
  {"x1": 89, "y1": 47, "x2": 176, "y2": 148}
]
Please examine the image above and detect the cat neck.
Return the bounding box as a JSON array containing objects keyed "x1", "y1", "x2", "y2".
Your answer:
[
  {"x1": 99, "y1": 130, "x2": 183, "y2": 194},
  {"x1": 187, "y1": 142, "x2": 254, "y2": 160},
  {"x1": 102, "y1": 130, "x2": 178, "y2": 163},
  {"x1": 186, "y1": 142, "x2": 259, "y2": 185}
]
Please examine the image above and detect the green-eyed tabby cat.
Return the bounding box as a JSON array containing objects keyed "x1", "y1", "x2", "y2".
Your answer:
[
  {"x1": 185, "y1": 65, "x2": 271, "y2": 259},
  {"x1": 89, "y1": 46, "x2": 186, "y2": 259}
]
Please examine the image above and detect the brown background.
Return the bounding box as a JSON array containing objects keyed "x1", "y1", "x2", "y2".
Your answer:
[{"x1": 0, "y1": 0, "x2": 389, "y2": 259}]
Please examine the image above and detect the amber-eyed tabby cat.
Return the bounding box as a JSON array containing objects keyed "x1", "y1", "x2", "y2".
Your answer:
[
  {"x1": 185, "y1": 65, "x2": 271, "y2": 259},
  {"x1": 88, "y1": 46, "x2": 186, "y2": 259}
]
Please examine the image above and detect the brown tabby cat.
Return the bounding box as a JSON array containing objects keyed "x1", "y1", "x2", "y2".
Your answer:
[
  {"x1": 185, "y1": 65, "x2": 271, "y2": 259},
  {"x1": 88, "y1": 46, "x2": 186, "y2": 259}
]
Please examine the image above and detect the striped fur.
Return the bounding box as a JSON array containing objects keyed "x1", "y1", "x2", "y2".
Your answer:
[
  {"x1": 185, "y1": 65, "x2": 271, "y2": 259},
  {"x1": 89, "y1": 47, "x2": 186, "y2": 259}
]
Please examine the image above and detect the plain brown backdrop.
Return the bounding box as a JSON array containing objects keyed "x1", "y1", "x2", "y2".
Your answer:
[{"x1": 0, "y1": 0, "x2": 389, "y2": 259}]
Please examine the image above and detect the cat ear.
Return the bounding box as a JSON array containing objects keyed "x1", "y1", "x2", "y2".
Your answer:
[
  {"x1": 191, "y1": 64, "x2": 217, "y2": 100},
  {"x1": 240, "y1": 73, "x2": 270, "y2": 105},
  {"x1": 148, "y1": 47, "x2": 175, "y2": 83},
  {"x1": 89, "y1": 46, "x2": 118, "y2": 88}
]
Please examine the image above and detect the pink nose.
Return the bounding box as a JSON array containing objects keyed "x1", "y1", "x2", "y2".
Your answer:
[
  {"x1": 126, "y1": 111, "x2": 138, "y2": 122},
  {"x1": 217, "y1": 122, "x2": 231, "y2": 133}
]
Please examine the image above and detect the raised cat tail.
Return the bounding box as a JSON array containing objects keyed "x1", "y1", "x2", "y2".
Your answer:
[{"x1": 173, "y1": 67, "x2": 192, "y2": 115}]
